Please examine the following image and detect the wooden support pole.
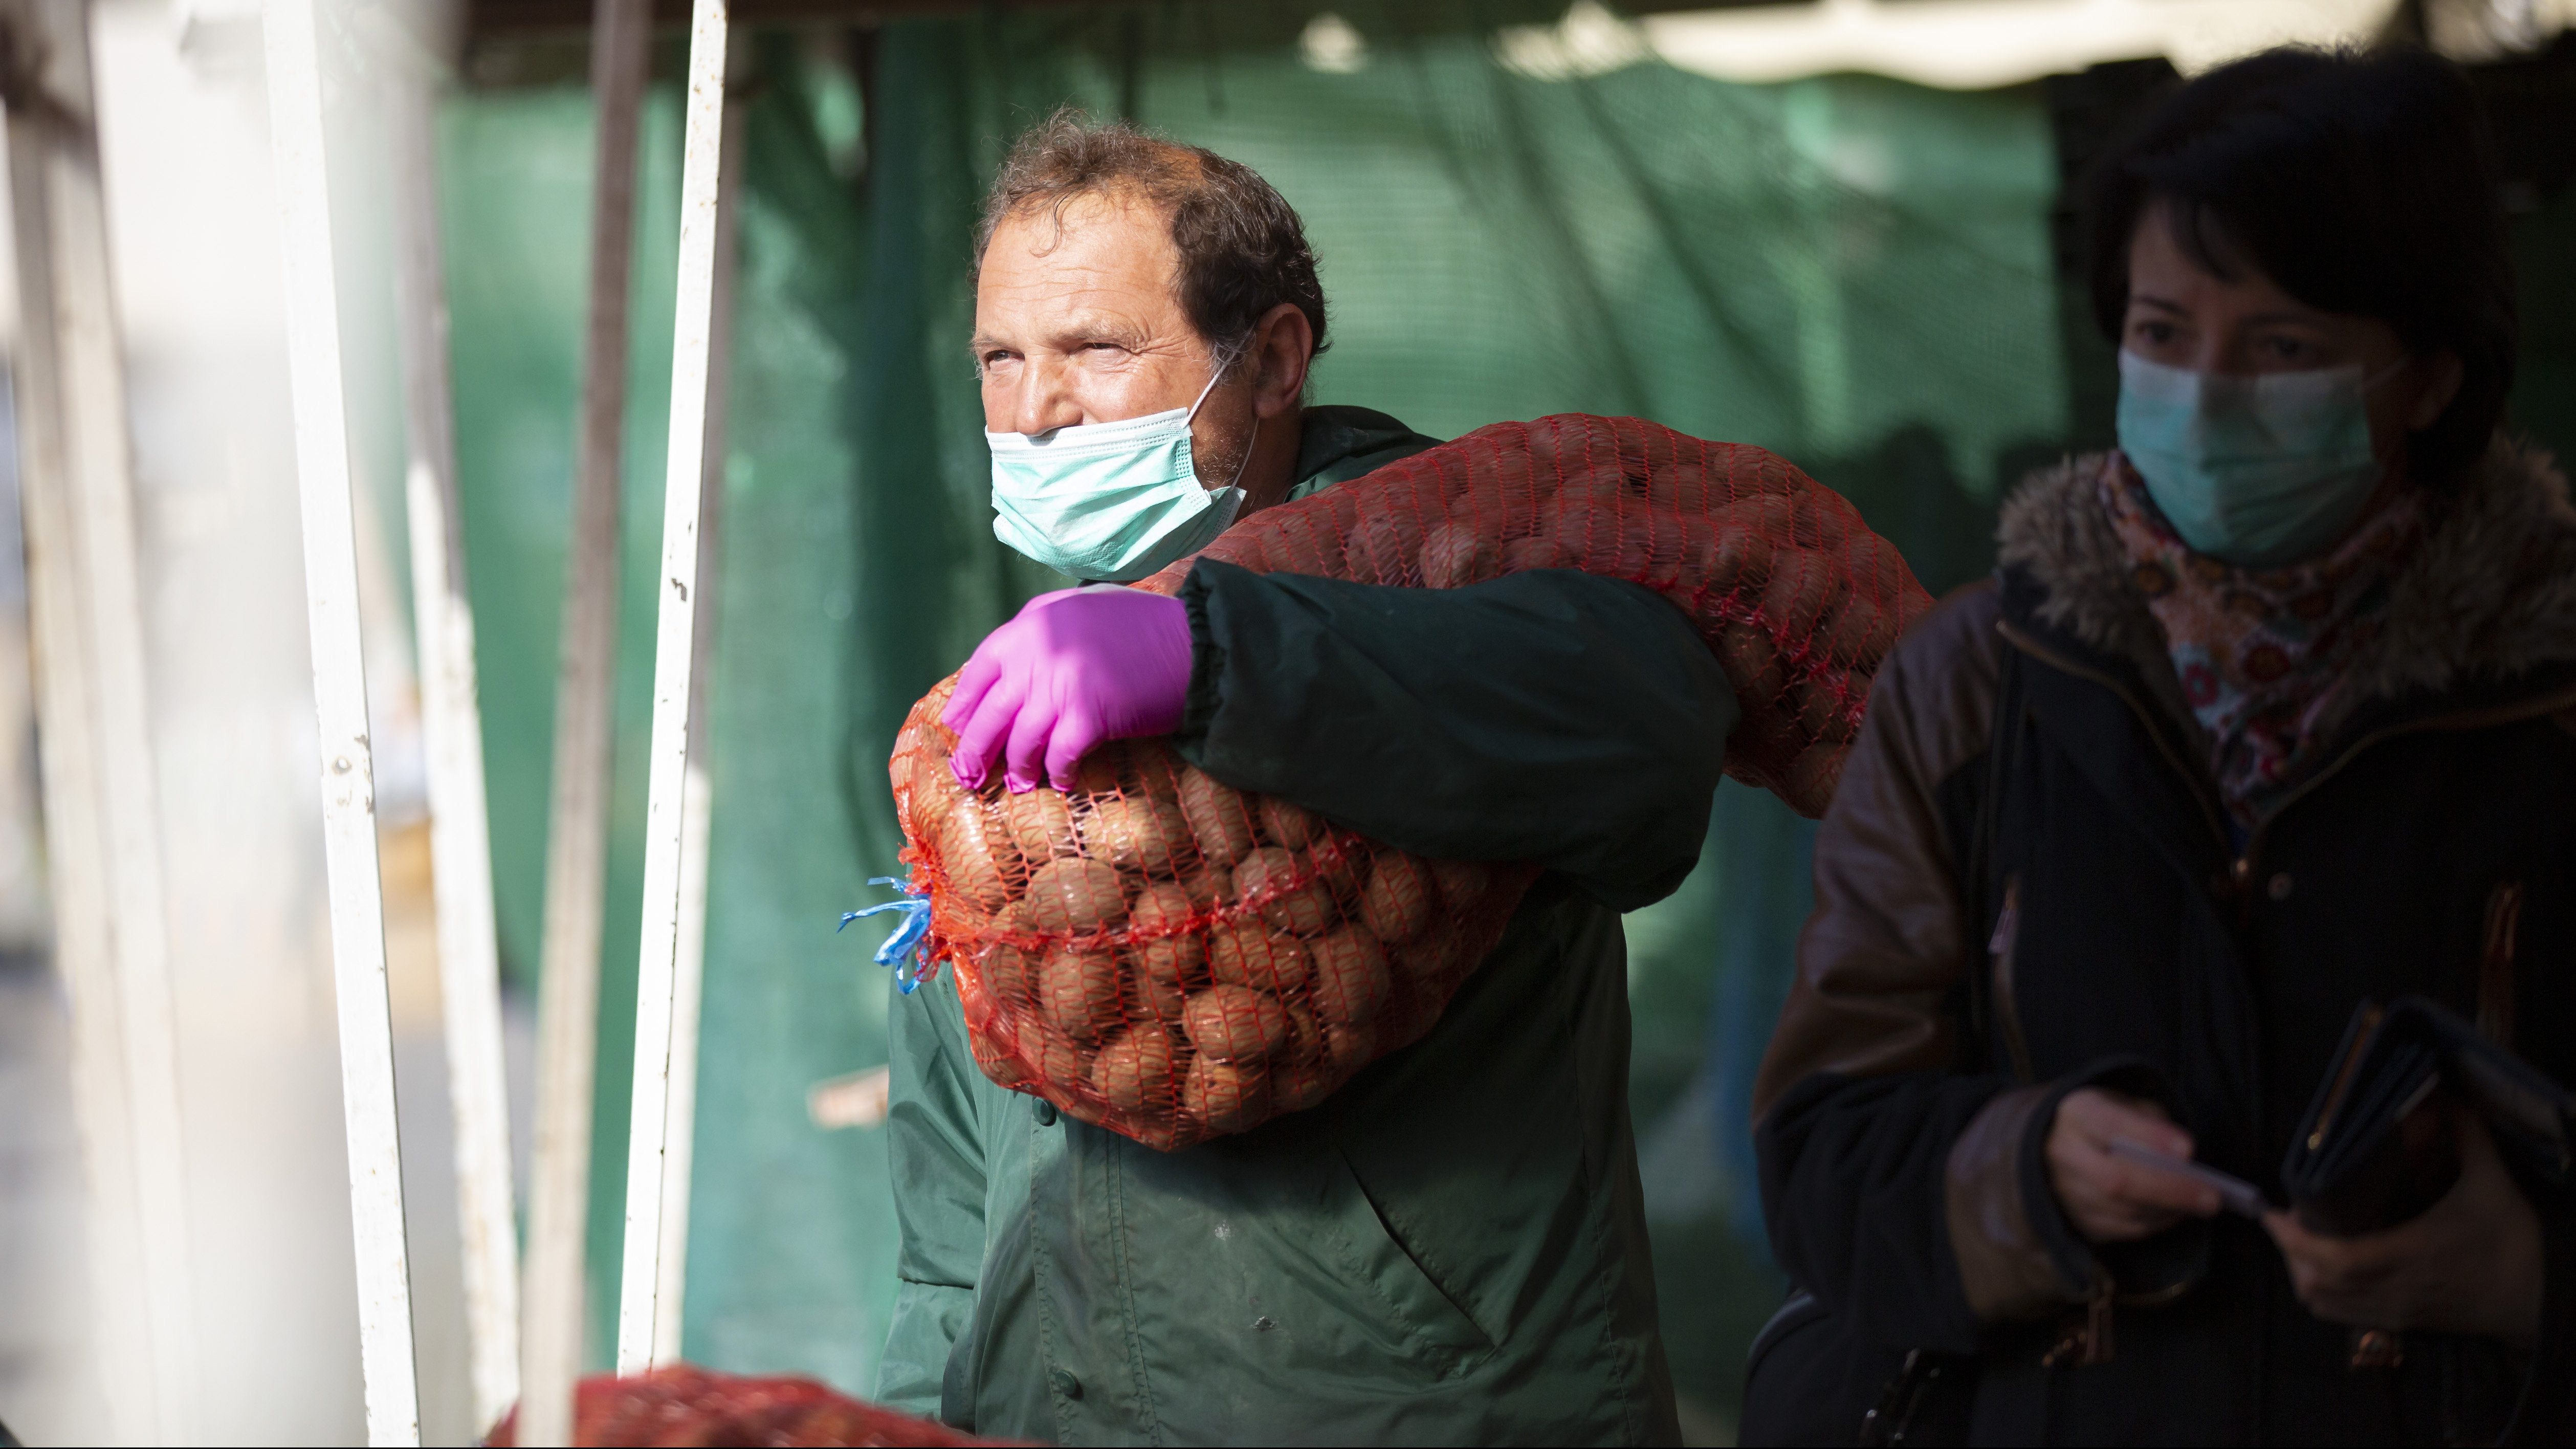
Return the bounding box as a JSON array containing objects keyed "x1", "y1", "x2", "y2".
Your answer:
[
  {"x1": 384, "y1": 36, "x2": 522, "y2": 1437},
  {"x1": 648, "y1": 77, "x2": 742, "y2": 1366},
  {"x1": 520, "y1": 0, "x2": 648, "y2": 1439},
  {"x1": 1, "y1": 1, "x2": 201, "y2": 1439},
  {"x1": 263, "y1": 0, "x2": 423, "y2": 1442},
  {"x1": 615, "y1": 0, "x2": 728, "y2": 1376}
]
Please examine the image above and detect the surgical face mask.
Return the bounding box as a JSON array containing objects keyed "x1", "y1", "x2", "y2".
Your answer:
[
  {"x1": 985, "y1": 365, "x2": 1251, "y2": 582},
  {"x1": 2115, "y1": 350, "x2": 2402, "y2": 569}
]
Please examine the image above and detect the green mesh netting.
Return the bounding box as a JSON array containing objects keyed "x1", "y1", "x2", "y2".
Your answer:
[{"x1": 430, "y1": 3, "x2": 2576, "y2": 1431}]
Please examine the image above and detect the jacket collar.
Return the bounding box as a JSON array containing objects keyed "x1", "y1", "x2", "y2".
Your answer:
[{"x1": 1994, "y1": 437, "x2": 2576, "y2": 739}]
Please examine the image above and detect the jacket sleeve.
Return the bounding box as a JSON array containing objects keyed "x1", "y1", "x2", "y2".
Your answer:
[
  {"x1": 1172, "y1": 560, "x2": 1735, "y2": 912},
  {"x1": 874, "y1": 971, "x2": 988, "y2": 1418},
  {"x1": 1750, "y1": 584, "x2": 2095, "y2": 1352}
]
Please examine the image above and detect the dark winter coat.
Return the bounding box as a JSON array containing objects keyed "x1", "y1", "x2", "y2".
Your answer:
[{"x1": 1754, "y1": 441, "x2": 2576, "y2": 1444}]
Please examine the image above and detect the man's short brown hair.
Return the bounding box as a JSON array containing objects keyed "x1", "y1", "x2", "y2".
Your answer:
[{"x1": 975, "y1": 111, "x2": 1329, "y2": 365}]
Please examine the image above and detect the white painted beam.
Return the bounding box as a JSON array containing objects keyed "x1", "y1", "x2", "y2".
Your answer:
[
  {"x1": 519, "y1": 0, "x2": 649, "y2": 1439},
  {"x1": 383, "y1": 33, "x2": 522, "y2": 1438},
  {"x1": 615, "y1": 0, "x2": 727, "y2": 1377},
  {"x1": 262, "y1": 0, "x2": 422, "y2": 1441}
]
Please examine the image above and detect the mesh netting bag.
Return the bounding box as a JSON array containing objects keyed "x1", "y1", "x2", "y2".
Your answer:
[
  {"x1": 485, "y1": 1365, "x2": 999, "y2": 1445},
  {"x1": 887, "y1": 414, "x2": 1933, "y2": 1150}
]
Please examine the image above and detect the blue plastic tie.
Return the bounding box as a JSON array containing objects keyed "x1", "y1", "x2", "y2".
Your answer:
[{"x1": 842, "y1": 874, "x2": 935, "y2": 993}]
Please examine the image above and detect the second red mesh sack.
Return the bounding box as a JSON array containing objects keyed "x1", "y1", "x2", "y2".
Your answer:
[{"x1": 889, "y1": 414, "x2": 1933, "y2": 1151}]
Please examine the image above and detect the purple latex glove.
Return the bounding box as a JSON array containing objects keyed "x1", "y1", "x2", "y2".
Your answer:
[{"x1": 942, "y1": 585, "x2": 1194, "y2": 793}]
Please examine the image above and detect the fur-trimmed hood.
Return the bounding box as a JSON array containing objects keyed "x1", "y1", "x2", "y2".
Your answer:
[{"x1": 1996, "y1": 437, "x2": 2576, "y2": 728}]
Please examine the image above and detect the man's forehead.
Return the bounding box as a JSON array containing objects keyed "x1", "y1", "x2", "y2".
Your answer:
[{"x1": 978, "y1": 190, "x2": 1185, "y2": 330}]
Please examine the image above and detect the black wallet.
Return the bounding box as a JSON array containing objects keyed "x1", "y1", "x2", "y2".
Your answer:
[{"x1": 2281, "y1": 996, "x2": 2576, "y2": 1237}]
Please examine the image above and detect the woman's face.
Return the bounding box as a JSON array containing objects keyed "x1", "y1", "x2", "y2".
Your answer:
[{"x1": 2122, "y1": 200, "x2": 2461, "y2": 465}]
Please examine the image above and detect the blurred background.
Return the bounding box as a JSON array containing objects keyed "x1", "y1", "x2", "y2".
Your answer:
[{"x1": 0, "y1": 0, "x2": 2569, "y2": 1443}]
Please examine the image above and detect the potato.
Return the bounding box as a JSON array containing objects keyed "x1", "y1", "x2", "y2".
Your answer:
[
  {"x1": 977, "y1": 941, "x2": 1038, "y2": 1005},
  {"x1": 1313, "y1": 834, "x2": 1364, "y2": 901},
  {"x1": 1015, "y1": 1022, "x2": 1092, "y2": 1090},
  {"x1": 1078, "y1": 794, "x2": 1197, "y2": 877},
  {"x1": 1501, "y1": 535, "x2": 1573, "y2": 572},
  {"x1": 1127, "y1": 882, "x2": 1206, "y2": 975},
  {"x1": 905, "y1": 747, "x2": 966, "y2": 838},
  {"x1": 1761, "y1": 547, "x2": 1836, "y2": 640},
  {"x1": 971, "y1": 1031, "x2": 1036, "y2": 1088},
  {"x1": 1323, "y1": 1019, "x2": 1376, "y2": 1072},
  {"x1": 1419, "y1": 519, "x2": 1499, "y2": 589},
  {"x1": 1310, "y1": 926, "x2": 1392, "y2": 1026},
  {"x1": 1715, "y1": 619, "x2": 1790, "y2": 713},
  {"x1": 1091, "y1": 1024, "x2": 1178, "y2": 1113},
  {"x1": 1360, "y1": 852, "x2": 1435, "y2": 944},
  {"x1": 1272, "y1": 1059, "x2": 1336, "y2": 1115},
  {"x1": 1182, "y1": 1055, "x2": 1272, "y2": 1134},
  {"x1": 1037, "y1": 945, "x2": 1125, "y2": 1042},
  {"x1": 1181, "y1": 864, "x2": 1233, "y2": 909},
  {"x1": 1064, "y1": 744, "x2": 1126, "y2": 796},
  {"x1": 1138, "y1": 955, "x2": 1192, "y2": 1022},
  {"x1": 1236, "y1": 847, "x2": 1337, "y2": 936},
  {"x1": 1023, "y1": 858, "x2": 1129, "y2": 933},
  {"x1": 1182, "y1": 985, "x2": 1291, "y2": 1063},
  {"x1": 1780, "y1": 740, "x2": 1846, "y2": 820},
  {"x1": 1392, "y1": 928, "x2": 1461, "y2": 984},
  {"x1": 936, "y1": 804, "x2": 1021, "y2": 911},
  {"x1": 1427, "y1": 859, "x2": 1493, "y2": 912},
  {"x1": 999, "y1": 788, "x2": 1079, "y2": 861},
  {"x1": 1257, "y1": 796, "x2": 1324, "y2": 850},
  {"x1": 1176, "y1": 768, "x2": 1258, "y2": 865},
  {"x1": 1207, "y1": 919, "x2": 1312, "y2": 993},
  {"x1": 1282, "y1": 998, "x2": 1323, "y2": 1064}
]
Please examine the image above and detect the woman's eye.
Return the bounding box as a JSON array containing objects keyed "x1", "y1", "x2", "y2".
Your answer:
[
  {"x1": 2262, "y1": 337, "x2": 2311, "y2": 363},
  {"x1": 2130, "y1": 319, "x2": 2176, "y2": 346}
]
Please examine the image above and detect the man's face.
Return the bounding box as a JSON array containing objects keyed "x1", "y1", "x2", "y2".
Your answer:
[{"x1": 973, "y1": 190, "x2": 1252, "y2": 486}]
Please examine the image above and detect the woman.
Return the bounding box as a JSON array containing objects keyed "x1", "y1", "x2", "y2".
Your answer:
[{"x1": 1752, "y1": 46, "x2": 2576, "y2": 1444}]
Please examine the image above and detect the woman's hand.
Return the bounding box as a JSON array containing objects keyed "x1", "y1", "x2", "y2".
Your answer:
[
  {"x1": 2265, "y1": 1111, "x2": 2542, "y2": 1349},
  {"x1": 2047, "y1": 1088, "x2": 2224, "y2": 1241}
]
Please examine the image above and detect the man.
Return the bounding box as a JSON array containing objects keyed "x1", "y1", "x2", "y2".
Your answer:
[{"x1": 878, "y1": 114, "x2": 1737, "y2": 1446}]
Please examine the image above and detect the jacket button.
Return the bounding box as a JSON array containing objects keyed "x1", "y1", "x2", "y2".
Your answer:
[
  {"x1": 1046, "y1": 1367, "x2": 1082, "y2": 1399},
  {"x1": 1033, "y1": 1101, "x2": 1058, "y2": 1127},
  {"x1": 2267, "y1": 872, "x2": 2293, "y2": 902}
]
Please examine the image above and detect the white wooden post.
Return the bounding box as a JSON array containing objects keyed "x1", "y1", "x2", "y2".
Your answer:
[
  {"x1": 1, "y1": 1, "x2": 201, "y2": 1440},
  {"x1": 384, "y1": 36, "x2": 521, "y2": 1436},
  {"x1": 649, "y1": 80, "x2": 744, "y2": 1368},
  {"x1": 262, "y1": 0, "x2": 422, "y2": 1442},
  {"x1": 616, "y1": 0, "x2": 728, "y2": 1376},
  {"x1": 521, "y1": 0, "x2": 649, "y2": 1439}
]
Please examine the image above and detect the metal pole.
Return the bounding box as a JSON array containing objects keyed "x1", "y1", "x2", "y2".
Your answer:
[
  {"x1": 1, "y1": 2, "x2": 200, "y2": 1439},
  {"x1": 521, "y1": 0, "x2": 648, "y2": 1437},
  {"x1": 262, "y1": 0, "x2": 422, "y2": 1442},
  {"x1": 648, "y1": 79, "x2": 742, "y2": 1366},
  {"x1": 616, "y1": 0, "x2": 726, "y2": 1375},
  {"x1": 384, "y1": 34, "x2": 521, "y2": 1436}
]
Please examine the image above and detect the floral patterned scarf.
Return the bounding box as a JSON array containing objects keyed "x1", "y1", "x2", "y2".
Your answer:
[{"x1": 2102, "y1": 456, "x2": 2427, "y2": 828}]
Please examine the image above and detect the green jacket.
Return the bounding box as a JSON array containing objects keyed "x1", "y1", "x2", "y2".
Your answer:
[{"x1": 878, "y1": 407, "x2": 1737, "y2": 1445}]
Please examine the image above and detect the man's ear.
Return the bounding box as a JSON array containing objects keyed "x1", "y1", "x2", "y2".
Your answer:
[{"x1": 1249, "y1": 302, "x2": 1313, "y2": 420}]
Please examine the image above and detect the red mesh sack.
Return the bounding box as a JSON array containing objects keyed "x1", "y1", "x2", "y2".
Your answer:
[
  {"x1": 485, "y1": 1365, "x2": 1007, "y2": 1446},
  {"x1": 887, "y1": 415, "x2": 1932, "y2": 1150}
]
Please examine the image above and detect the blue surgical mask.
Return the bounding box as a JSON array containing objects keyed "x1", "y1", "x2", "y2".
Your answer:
[
  {"x1": 985, "y1": 367, "x2": 1249, "y2": 582},
  {"x1": 2115, "y1": 350, "x2": 2400, "y2": 569}
]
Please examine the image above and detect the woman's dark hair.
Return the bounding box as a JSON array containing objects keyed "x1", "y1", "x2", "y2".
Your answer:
[{"x1": 2083, "y1": 47, "x2": 2517, "y2": 482}]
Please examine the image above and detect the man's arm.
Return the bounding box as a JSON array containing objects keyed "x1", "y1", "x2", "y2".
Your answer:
[
  {"x1": 874, "y1": 971, "x2": 988, "y2": 1418},
  {"x1": 1173, "y1": 560, "x2": 1735, "y2": 911}
]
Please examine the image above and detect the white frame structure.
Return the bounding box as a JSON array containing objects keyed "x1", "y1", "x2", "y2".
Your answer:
[
  {"x1": 265, "y1": 0, "x2": 424, "y2": 1442},
  {"x1": 617, "y1": 0, "x2": 732, "y2": 1377},
  {"x1": 1, "y1": 0, "x2": 201, "y2": 1440},
  {"x1": 383, "y1": 19, "x2": 523, "y2": 1435}
]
